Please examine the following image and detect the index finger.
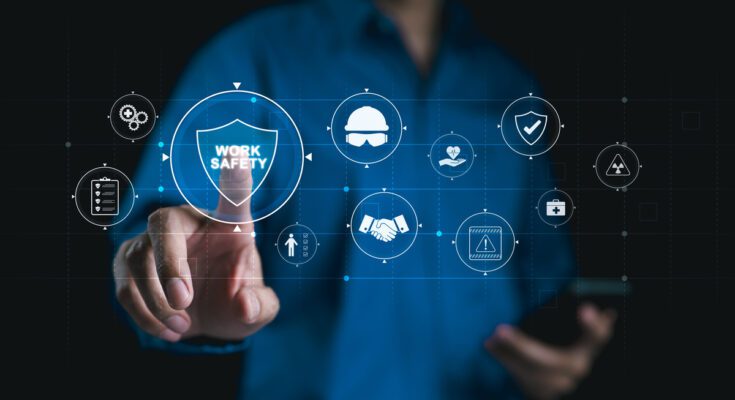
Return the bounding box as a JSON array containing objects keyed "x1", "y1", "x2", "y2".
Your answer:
[{"x1": 215, "y1": 159, "x2": 254, "y2": 224}]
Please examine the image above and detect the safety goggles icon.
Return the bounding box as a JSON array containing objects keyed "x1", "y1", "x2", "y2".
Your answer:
[{"x1": 345, "y1": 133, "x2": 389, "y2": 147}]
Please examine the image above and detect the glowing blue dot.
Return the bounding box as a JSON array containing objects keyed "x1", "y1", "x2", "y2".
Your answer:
[
  {"x1": 158, "y1": 186, "x2": 164, "y2": 192},
  {"x1": 158, "y1": 141, "x2": 164, "y2": 148},
  {"x1": 343, "y1": 186, "x2": 350, "y2": 192},
  {"x1": 343, "y1": 275, "x2": 350, "y2": 282},
  {"x1": 436, "y1": 230, "x2": 443, "y2": 237},
  {"x1": 250, "y1": 97, "x2": 257, "y2": 103}
]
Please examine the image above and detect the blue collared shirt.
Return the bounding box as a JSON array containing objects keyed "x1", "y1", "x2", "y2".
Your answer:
[{"x1": 116, "y1": 0, "x2": 573, "y2": 398}]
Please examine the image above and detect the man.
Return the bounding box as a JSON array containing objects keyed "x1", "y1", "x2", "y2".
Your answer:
[
  {"x1": 113, "y1": 0, "x2": 616, "y2": 398},
  {"x1": 285, "y1": 234, "x2": 298, "y2": 257}
]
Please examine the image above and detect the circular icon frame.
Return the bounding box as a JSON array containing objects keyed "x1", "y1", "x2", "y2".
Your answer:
[
  {"x1": 535, "y1": 188, "x2": 575, "y2": 227},
  {"x1": 169, "y1": 88, "x2": 304, "y2": 225},
  {"x1": 74, "y1": 165, "x2": 136, "y2": 228},
  {"x1": 453, "y1": 211, "x2": 516, "y2": 274},
  {"x1": 109, "y1": 93, "x2": 157, "y2": 141},
  {"x1": 593, "y1": 143, "x2": 642, "y2": 190},
  {"x1": 349, "y1": 191, "x2": 419, "y2": 261},
  {"x1": 499, "y1": 94, "x2": 562, "y2": 158},
  {"x1": 329, "y1": 90, "x2": 405, "y2": 166},
  {"x1": 275, "y1": 223, "x2": 319, "y2": 266},
  {"x1": 428, "y1": 132, "x2": 476, "y2": 179}
]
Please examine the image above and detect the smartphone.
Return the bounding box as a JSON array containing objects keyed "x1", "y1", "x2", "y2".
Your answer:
[{"x1": 518, "y1": 278, "x2": 628, "y2": 346}]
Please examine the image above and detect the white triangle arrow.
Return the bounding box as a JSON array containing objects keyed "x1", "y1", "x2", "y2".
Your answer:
[
  {"x1": 162, "y1": 153, "x2": 169, "y2": 162},
  {"x1": 233, "y1": 225, "x2": 242, "y2": 232},
  {"x1": 305, "y1": 153, "x2": 312, "y2": 161},
  {"x1": 233, "y1": 82, "x2": 241, "y2": 89}
]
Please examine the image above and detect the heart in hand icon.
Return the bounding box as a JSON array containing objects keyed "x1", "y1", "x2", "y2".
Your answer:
[{"x1": 446, "y1": 146, "x2": 461, "y2": 160}]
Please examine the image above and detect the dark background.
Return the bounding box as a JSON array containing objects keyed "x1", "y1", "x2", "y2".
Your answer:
[{"x1": 2, "y1": 1, "x2": 732, "y2": 397}]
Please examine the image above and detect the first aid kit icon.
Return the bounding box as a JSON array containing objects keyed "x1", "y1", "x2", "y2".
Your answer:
[{"x1": 546, "y1": 199, "x2": 566, "y2": 217}]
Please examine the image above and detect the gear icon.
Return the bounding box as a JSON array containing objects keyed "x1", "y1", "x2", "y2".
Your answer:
[
  {"x1": 110, "y1": 93, "x2": 157, "y2": 140},
  {"x1": 119, "y1": 104, "x2": 137, "y2": 121},
  {"x1": 136, "y1": 111, "x2": 148, "y2": 124},
  {"x1": 118, "y1": 104, "x2": 148, "y2": 131}
]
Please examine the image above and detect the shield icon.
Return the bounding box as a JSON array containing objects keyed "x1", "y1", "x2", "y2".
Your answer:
[
  {"x1": 514, "y1": 111, "x2": 548, "y2": 146},
  {"x1": 197, "y1": 119, "x2": 278, "y2": 207}
]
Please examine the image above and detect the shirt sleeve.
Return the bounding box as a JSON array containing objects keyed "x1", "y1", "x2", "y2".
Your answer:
[
  {"x1": 136, "y1": 329, "x2": 252, "y2": 355},
  {"x1": 111, "y1": 18, "x2": 264, "y2": 354},
  {"x1": 513, "y1": 115, "x2": 576, "y2": 316}
]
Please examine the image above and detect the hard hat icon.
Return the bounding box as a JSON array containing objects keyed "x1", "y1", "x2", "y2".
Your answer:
[{"x1": 344, "y1": 106, "x2": 389, "y2": 132}]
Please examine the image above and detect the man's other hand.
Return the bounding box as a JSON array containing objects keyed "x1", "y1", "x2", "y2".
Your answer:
[{"x1": 485, "y1": 303, "x2": 617, "y2": 400}]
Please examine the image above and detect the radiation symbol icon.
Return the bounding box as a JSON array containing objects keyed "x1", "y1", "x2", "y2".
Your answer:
[
  {"x1": 593, "y1": 143, "x2": 641, "y2": 190},
  {"x1": 605, "y1": 153, "x2": 630, "y2": 176},
  {"x1": 196, "y1": 119, "x2": 278, "y2": 207}
]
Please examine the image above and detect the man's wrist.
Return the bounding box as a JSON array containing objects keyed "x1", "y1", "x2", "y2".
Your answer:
[
  {"x1": 358, "y1": 215, "x2": 375, "y2": 232},
  {"x1": 393, "y1": 215, "x2": 409, "y2": 233}
]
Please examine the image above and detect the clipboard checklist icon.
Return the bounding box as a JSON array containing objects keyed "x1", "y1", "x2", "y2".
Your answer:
[{"x1": 91, "y1": 177, "x2": 119, "y2": 216}]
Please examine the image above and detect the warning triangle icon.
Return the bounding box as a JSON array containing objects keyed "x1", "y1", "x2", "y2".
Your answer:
[
  {"x1": 606, "y1": 153, "x2": 630, "y2": 176},
  {"x1": 475, "y1": 234, "x2": 497, "y2": 253}
]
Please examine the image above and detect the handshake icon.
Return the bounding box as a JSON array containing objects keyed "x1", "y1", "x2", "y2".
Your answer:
[{"x1": 359, "y1": 214, "x2": 410, "y2": 242}]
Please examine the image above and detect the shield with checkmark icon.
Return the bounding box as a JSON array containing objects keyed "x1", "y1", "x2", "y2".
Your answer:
[{"x1": 514, "y1": 111, "x2": 547, "y2": 146}]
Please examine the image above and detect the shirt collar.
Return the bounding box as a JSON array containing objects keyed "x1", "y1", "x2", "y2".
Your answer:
[
  {"x1": 319, "y1": 0, "x2": 478, "y2": 45},
  {"x1": 320, "y1": 0, "x2": 378, "y2": 41}
]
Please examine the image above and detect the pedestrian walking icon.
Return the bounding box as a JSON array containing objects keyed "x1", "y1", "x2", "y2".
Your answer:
[
  {"x1": 284, "y1": 233, "x2": 298, "y2": 257},
  {"x1": 606, "y1": 153, "x2": 630, "y2": 176}
]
